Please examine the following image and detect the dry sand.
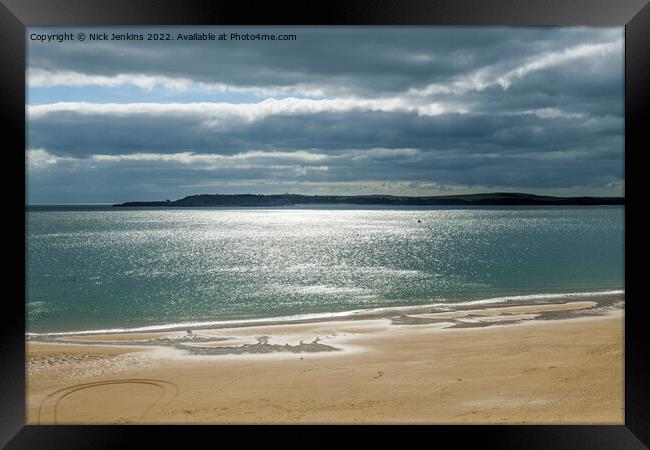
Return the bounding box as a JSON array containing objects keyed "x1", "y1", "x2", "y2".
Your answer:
[{"x1": 26, "y1": 296, "x2": 624, "y2": 424}]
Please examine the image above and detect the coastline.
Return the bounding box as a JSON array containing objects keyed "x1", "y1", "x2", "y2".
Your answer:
[
  {"x1": 27, "y1": 288, "x2": 624, "y2": 337},
  {"x1": 27, "y1": 291, "x2": 624, "y2": 424}
]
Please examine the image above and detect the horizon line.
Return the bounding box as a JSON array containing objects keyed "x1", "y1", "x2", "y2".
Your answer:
[{"x1": 27, "y1": 190, "x2": 626, "y2": 206}]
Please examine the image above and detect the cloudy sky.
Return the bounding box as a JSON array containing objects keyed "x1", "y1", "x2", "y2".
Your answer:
[{"x1": 26, "y1": 27, "x2": 624, "y2": 203}]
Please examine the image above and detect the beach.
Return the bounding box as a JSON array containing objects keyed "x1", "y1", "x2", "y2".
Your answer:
[
  {"x1": 26, "y1": 292, "x2": 624, "y2": 424},
  {"x1": 25, "y1": 22, "x2": 626, "y2": 431}
]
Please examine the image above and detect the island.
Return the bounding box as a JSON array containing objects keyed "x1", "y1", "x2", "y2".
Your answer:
[{"x1": 113, "y1": 192, "x2": 624, "y2": 207}]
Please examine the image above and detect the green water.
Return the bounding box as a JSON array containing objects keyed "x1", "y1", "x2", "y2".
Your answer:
[{"x1": 26, "y1": 206, "x2": 624, "y2": 334}]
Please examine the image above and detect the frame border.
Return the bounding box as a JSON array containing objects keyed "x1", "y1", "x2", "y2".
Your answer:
[{"x1": 2, "y1": 0, "x2": 647, "y2": 447}]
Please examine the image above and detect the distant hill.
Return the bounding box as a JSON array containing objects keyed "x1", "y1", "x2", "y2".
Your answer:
[{"x1": 114, "y1": 192, "x2": 624, "y2": 207}]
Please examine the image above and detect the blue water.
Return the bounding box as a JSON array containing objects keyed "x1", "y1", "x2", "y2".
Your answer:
[{"x1": 26, "y1": 206, "x2": 624, "y2": 334}]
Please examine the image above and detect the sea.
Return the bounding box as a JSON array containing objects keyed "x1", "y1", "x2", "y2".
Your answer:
[{"x1": 26, "y1": 205, "x2": 624, "y2": 335}]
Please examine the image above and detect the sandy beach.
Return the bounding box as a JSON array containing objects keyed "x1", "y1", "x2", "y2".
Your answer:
[{"x1": 26, "y1": 293, "x2": 624, "y2": 424}]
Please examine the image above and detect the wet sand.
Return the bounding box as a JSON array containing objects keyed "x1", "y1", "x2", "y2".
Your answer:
[{"x1": 27, "y1": 294, "x2": 624, "y2": 424}]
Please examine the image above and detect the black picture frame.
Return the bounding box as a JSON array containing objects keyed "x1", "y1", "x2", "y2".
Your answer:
[{"x1": 2, "y1": 0, "x2": 647, "y2": 448}]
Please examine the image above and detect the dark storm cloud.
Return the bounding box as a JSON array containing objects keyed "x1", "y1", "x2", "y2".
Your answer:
[
  {"x1": 28, "y1": 109, "x2": 622, "y2": 156},
  {"x1": 26, "y1": 27, "x2": 624, "y2": 202},
  {"x1": 28, "y1": 27, "x2": 622, "y2": 97}
]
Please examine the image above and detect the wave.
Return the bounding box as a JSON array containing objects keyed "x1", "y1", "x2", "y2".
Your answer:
[{"x1": 27, "y1": 289, "x2": 624, "y2": 338}]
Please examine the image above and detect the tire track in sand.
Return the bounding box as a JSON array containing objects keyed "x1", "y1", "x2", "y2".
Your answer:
[{"x1": 37, "y1": 378, "x2": 178, "y2": 424}]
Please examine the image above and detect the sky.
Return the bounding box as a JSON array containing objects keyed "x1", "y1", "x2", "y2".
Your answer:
[{"x1": 26, "y1": 27, "x2": 624, "y2": 204}]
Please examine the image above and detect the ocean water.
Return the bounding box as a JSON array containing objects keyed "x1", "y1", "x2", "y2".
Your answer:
[{"x1": 26, "y1": 206, "x2": 624, "y2": 334}]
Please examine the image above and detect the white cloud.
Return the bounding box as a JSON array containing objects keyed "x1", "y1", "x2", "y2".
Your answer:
[
  {"x1": 92, "y1": 150, "x2": 330, "y2": 164},
  {"x1": 25, "y1": 147, "x2": 437, "y2": 174},
  {"x1": 346, "y1": 148, "x2": 421, "y2": 161},
  {"x1": 496, "y1": 40, "x2": 621, "y2": 89},
  {"x1": 26, "y1": 148, "x2": 333, "y2": 173},
  {"x1": 525, "y1": 108, "x2": 586, "y2": 119},
  {"x1": 26, "y1": 148, "x2": 77, "y2": 169},
  {"x1": 410, "y1": 39, "x2": 622, "y2": 96},
  {"x1": 27, "y1": 96, "x2": 463, "y2": 124},
  {"x1": 29, "y1": 69, "x2": 203, "y2": 91},
  {"x1": 28, "y1": 68, "x2": 329, "y2": 98}
]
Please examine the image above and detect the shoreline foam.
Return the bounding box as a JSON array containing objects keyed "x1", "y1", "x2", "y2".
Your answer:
[{"x1": 27, "y1": 289, "x2": 624, "y2": 338}]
